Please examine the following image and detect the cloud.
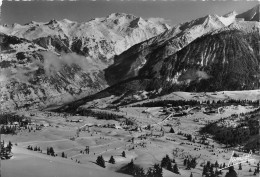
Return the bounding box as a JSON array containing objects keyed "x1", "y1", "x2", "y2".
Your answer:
[
  {"x1": 178, "y1": 69, "x2": 211, "y2": 82},
  {"x1": 148, "y1": 17, "x2": 172, "y2": 25},
  {"x1": 41, "y1": 52, "x2": 95, "y2": 76},
  {"x1": 0, "y1": 52, "x2": 96, "y2": 84},
  {"x1": 0, "y1": 67, "x2": 35, "y2": 84}
]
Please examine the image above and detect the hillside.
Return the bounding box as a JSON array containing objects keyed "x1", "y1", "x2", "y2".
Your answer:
[
  {"x1": 236, "y1": 4, "x2": 259, "y2": 21},
  {"x1": 105, "y1": 5, "x2": 259, "y2": 86},
  {"x1": 105, "y1": 14, "x2": 227, "y2": 85}
]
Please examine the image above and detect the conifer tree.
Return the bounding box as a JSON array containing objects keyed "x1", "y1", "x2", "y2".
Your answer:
[
  {"x1": 122, "y1": 151, "x2": 126, "y2": 158},
  {"x1": 238, "y1": 163, "x2": 242, "y2": 170},
  {"x1": 173, "y1": 163, "x2": 180, "y2": 174},
  {"x1": 108, "y1": 155, "x2": 115, "y2": 164},
  {"x1": 166, "y1": 162, "x2": 173, "y2": 172},
  {"x1": 169, "y1": 127, "x2": 175, "y2": 133},
  {"x1": 96, "y1": 155, "x2": 106, "y2": 168},
  {"x1": 225, "y1": 166, "x2": 238, "y2": 177}
]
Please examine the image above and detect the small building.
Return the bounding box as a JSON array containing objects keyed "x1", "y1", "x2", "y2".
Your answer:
[
  {"x1": 70, "y1": 120, "x2": 80, "y2": 123},
  {"x1": 39, "y1": 121, "x2": 50, "y2": 127},
  {"x1": 115, "y1": 125, "x2": 123, "y2": 129},
  {"x1": 85, "y1": 123, "x2": 94, "y2": 127},
  {"x1": 13, "y1": 122, "x2": 19, "y2": 126},
  {"x1": 42, "y1": 123, "x2": 50, "y2": 127}
]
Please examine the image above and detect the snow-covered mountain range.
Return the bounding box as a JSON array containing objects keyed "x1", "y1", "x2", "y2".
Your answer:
[
  {"x1": 105, "y1": 5, "x2": 259, "y2": 85},
  {"x1": 0, "y1": 13, "x2": 169, "y2": 110},
  {"x1": 57, "y1": 5, "x2": 260, "y2": 112},
  {"x1": 0, "y1": 5, "x2": 259, "y2": 111}
]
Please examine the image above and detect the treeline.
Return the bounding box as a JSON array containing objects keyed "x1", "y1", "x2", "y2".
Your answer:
[
  {"x1": 204, "y1": 99, "x2": 260, "y2": 109},
  {"x1": 0, "y1": 126, "x2": 17, "y2": 134},
  {"x1": 119, "y1": 154, "x2": 182, "y2": 177},
  {"x1": 0, "y1": 141, "x2": 13, "y2": 160},
  {"x1": 202, "y1": 161, "x2": 223, "y2": 177},
  {"x1": 0, "y1": 113, "x2": 30, "y2": 125},
  {"x1": 78, "y1": 109, "x2": 134, "y2": 125},
  {"x1": 78, "y1": 109, "x2": 122, "y2": 120},
  {"x1": 133, "y1": 100, "x2": 200, "y2": 107},
  {"x1": 27, "y1": 145, "x2": 42, "y2": 152},
  {"x1": 119, "y1": 160, "x2": 163, "y2": 177},
  {"x1": 133, "y1": 99, "x2": 259, "y2": 108},
  {"x1": 224, "y1": 99, "x2": 259, "y2": 105}
]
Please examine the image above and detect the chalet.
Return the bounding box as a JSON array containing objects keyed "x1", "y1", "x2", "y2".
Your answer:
[
  {"x1": 12, "y1": 122, "x2": 19, "y2": 126},
  {"x1": 39, "y1": 121, "x2": 50, "y2": 127},
  {"x1": 95, "y1": 124, "x2": 102, "y2": 127},
  {"x1": 42, "y1": 123, "x2": 50, "y2": 127},
  {"x1": 85, "y1": 123, "x2": 94, "y2": 127},
  {"x1": 115, "y1": 125, "x2": 123, "y2": 129},
  {"x1": 70, "y1": 120, "x2": 80, "y2": 123}
]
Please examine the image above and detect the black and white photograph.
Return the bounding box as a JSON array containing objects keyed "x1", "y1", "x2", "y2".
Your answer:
[{"x1": 0, "y1": 0, "x2": 259, "y2": 177}]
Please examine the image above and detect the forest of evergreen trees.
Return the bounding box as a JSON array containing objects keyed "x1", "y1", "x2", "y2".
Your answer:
[
  {"x1": 133, "y1": 100, "x2": 200, "y2": 107},
  {"x1": 200, "y1": 111, "x2": 260, "y2": 150},
  {"x1": 0, "y1": 113, "x2": 29, "y2": 125},
  {"x1": 132, "y1": 99, "x2": 259, "y2": 108},
  {"x1": 78, "y1": 109, "x2": 134, "y2": 125},
  {"x1": 0, "y1": 141, "x2": 13, "y2": 160},
  {"x1": 0, "y1": 113, "x2": 31, "y2": 134}
]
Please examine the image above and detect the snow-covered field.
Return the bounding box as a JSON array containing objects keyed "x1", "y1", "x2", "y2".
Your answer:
[{"x1": 2, "y1": 90, "x2": 260, "y2": 177}]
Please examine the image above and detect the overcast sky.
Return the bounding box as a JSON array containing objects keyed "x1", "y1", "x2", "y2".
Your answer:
[{"x1": 1, "y1": 0, "x2": 258, "y2": 26}]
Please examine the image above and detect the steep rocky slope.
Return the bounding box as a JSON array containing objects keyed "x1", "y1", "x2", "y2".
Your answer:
[
  {"x1": 0, "y1": 33, "x2": 108, "y2": 110},
  {"x1": 56, "y1": 6, "x2": 260, "y2": 112},
  {"x1": 105, "y1": 14, "x2": 227, "y2": 85},
  {"x1": 57, "y1": 26, "x2": 260, "y2": 112},
  {"x1": 0, "y1": 14, "x2": 169, "y2": 111},
  {"x1": 105, "y1": 5, "x2": 259, "y2": 86},
  {"x1": 236, "y1": 4, "x2": 259, "y2": 21},
  {"x1": 115, "y1": 23, "x2": 259, "y2": 93}
]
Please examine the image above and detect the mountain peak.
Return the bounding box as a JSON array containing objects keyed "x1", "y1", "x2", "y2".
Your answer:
[
  {"x1": 107, "y1": 13, "x2": 137, "y2": 20},
  {"x1": 60, "y1": 19, "x2": 75, "y2": 24},
  {"x1": 223, "y1": 10, "x2": 238, "y2": 18},
  {"x1": 46, "y1": 19, "x2": 58, "y2": 25},
  {"x1": 24, "y1": 21, "x2": 38, "y2": 26}
]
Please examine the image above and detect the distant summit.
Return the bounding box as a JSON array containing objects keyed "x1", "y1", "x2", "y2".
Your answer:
[
  {"x1": 223, "y1": 11, "x2": 238, "y2": 18},
  {"x1": 236, "y1": 4, "x2": 260, "y2": 21}
]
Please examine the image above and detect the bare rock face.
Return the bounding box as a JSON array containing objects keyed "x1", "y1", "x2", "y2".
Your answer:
[
  {"x1": 0, "y1": 14, "x2": 169, "y2": 111},
  {"x1": 0, "y1": 33, "x2": 107, "y2": 110},
  {"x1": 105, "y1": 14, "x2": 227, "y2": 85}
]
